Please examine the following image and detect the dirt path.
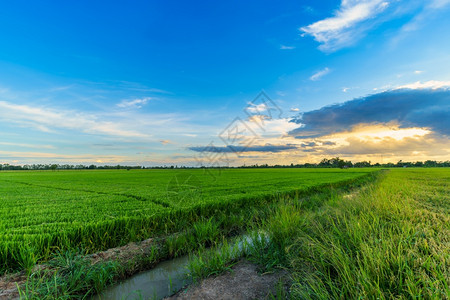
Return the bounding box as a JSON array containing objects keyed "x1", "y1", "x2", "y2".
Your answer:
[{"x1": 168, "y1": 261, "x2": 289, "y2": 300}]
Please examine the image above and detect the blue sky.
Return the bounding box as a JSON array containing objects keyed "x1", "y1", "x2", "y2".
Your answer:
[{"x1": 0, "y1": 0, "x2": 449, "y2": 166}]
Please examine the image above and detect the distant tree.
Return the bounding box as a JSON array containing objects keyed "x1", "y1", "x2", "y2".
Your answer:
[
  {"x1": 354, "y1": 161, "x2": 371, "y2": 168},
  {"x1": 424, "y1": 160, "x2": 437, "y2": 167},
  {"x1": 396, "y1": 160, "x2": 404, "y2": 167},
  {"x1": 344, "y1": 160, "x2": 353, "y2": 168},
  {"x1": 319, "y1": 158, "x2": 330, "y2": 167},
  {"x1": 329, "y1": 157, "x2": 345, "y2": 168}
]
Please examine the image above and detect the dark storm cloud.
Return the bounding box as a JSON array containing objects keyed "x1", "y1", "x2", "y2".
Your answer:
[
  {"x1": 188, "y1": 144, "x2": 298, "y2": 153},
  {"x1": 290, "y1": 89, "x2": 450, "y2": 137}
]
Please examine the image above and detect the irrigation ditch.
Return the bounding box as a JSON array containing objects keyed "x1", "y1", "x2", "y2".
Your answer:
[{"x1": 93, "y1": 232, "x2": 270, "y2": 299}]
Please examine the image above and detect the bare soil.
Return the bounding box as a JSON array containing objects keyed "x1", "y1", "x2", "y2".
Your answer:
[
  {"x1": 88, "y1": 237, "x2": 155, "y2": 265},
  {"x1": 0, "y1": 272, "x2": 23, "y2": 300},
  {"x1": 168, "y1": 261, "x2": 289, "y2": 300}
]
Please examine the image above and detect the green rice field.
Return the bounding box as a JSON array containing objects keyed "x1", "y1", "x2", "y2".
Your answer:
[{"x1": 0, "y1": 168, "x2": 374, "y2": 273}]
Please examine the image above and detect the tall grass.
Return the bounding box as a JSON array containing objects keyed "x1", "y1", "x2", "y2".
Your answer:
[
  {"x1": 289, "y1": 169, "x2": 449, "y2": 299},
  {"x1": 17, "y1": 250, "x2": 120, "y2": 299},
  {"x1": 183, "y1": 169, "x2": 449, "y2": 299}
]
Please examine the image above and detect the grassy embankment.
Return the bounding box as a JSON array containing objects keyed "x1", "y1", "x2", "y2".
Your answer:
[{"x1": 188, "y1": 168, "x2": 449, "y2": 299}]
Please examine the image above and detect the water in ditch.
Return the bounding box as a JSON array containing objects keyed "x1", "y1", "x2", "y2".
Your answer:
[
  {"x1": 93, "y1": 232, "x2": 268, "y2": 300},
  {"x1": 92, "y1": 254, "x2": 191, "y2": 300}
]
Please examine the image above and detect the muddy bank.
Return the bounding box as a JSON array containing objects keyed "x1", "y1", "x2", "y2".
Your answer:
[
  {"x1": 88, "y1": 237, "x2": 156, "y2": 266},
  {"x1": 168, "y1": 260, "x2": 289, "y2": 300},
  {"x1": 0, "y1": 237, "x2": 157, "y2": 300},
  {"x1": 0, "y1": 273, "x2": 23, "y2": 300}
]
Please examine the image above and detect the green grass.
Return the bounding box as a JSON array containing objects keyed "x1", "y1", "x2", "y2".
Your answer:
[
  {"x1": 288, "y1": 168, "x2": 450, "y2": 299},
  {"x1": 183, "y1": 168, "x2": 449, "y2": 299},
  {"x1": 0, "y1": 168, "x2": 374, "y2": 273},
  {"x1": 185, "y1": 179, "x2": 373, "y2": 281},
  {"x1": 17, "y1": 250, "x2": 120, "y2": 299}
]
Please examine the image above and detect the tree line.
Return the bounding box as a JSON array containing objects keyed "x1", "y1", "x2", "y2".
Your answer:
[
  {"x1": 0, "y1": 158, "x2": 449, "y2": 171},
  {"x1": 0, "y1": 164, "x2": 143, "y2": 171},
  {"x1": 238, "y1": 158, "x2": 450, "y2": 169}
]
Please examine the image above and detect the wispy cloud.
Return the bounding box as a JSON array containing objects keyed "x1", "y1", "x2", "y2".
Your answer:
[
  {"x1": 396, "y1": 80, "x2": 450, "y2": 90},
  {"x1": 117, "y1": 97, "x2": 153, "y2": 109},
  {"x1": 303, "y1": 5, "x2": 316, "y2": 15},
  {"x1": 246, "y1": 103, "x2": 270, "y2": 114},
  {"x1": 0, "y1": 142, "x2": 55, "y2": 149},
  {"x1": 300, "y1": 0, "x2": 389, "y2": 52},
  {"x1": 310, "y1": 67, "x2": 331, "y2": 81},
  {"x1": 391, "y1": 0, "x2": 450, "y2": 46},
  {"x1": 0, "y1": 150, "x2": 131, "y2": 163},
  {"x1": 112, "y1": 80, "x2": 172, "y2": 94},
  {"x1": 0, "y1": 101, "x2": 150, "y2": 138},
  {"x1": 160, "y1": 140, "x2": 172, "y2": 145},
  {"x1": 428, "y1": 0, "x2": 450, "y2": 9},
  {"x1": 280, "y1": 45, "x2": 295, "y2": 50}
]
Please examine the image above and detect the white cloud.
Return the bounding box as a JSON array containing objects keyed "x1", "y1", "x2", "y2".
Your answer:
[
  {"x1": 0, "y1": 142, "x2": 55, "y2": 149},
  {"x1": 392, "y1": 1, "x2": 450, "y2": 44},
  {"x1": 342, "y1": 87, "x2": 350, "y2": 92},
  {"x1": 428, "y1": 0, "x2": 450, "y2": 9},
  {"x1": 249, "y1": 118, "x2": 299, "y2": 139},
  {"x1": 0, "y1": 101, "x2": 150, "y2": 138},
  {"x1": 117, "y1": 97, "x2": 153, "y2": 108},
  {"x1": 310, "y1": 67, "x2": 331, "y2": 81},
  {"x1": 290, "y1": 108, "x2": 300, "y2": 112},
  {"x1": 280, "y1": 45, "x2": 295, "y2": 50},
  {"x1": 396, "y1": 80, "x2": 450, "y2": 90},
  {"x1": 300, "y1": 0, "x2": 389, "y2": 52},
  {"x1": 246, "y1": 103, "x2": 269, "y2": 114},
  {"x1": 414, "y1": 70, "x2": 423, "y2": 74}
]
